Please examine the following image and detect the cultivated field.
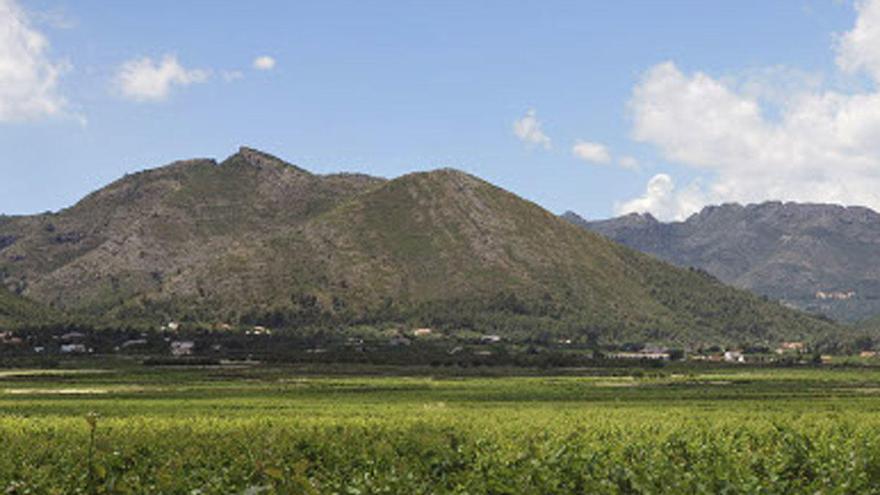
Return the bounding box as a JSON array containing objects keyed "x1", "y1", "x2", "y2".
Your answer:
[{"x1": 3, "y1": 362, "x2": 880, "y2": 493}]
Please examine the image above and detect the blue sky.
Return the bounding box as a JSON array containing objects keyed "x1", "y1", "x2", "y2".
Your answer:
[{"x1": 2, "y1": 0, "x2": 871, "y2": 220}]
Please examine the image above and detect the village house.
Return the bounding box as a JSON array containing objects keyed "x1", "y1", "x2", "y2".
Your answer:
[
  {"x1": 170, "y1": 340, "x2": 195, "y2": 357},
  {"x1": 815, "y1": 290, "x2": 855, "y2": 301},
  {"x1": 723, "y1": 350, "x2": 745, "y2": 363},
  {"x1": 0, "y1": 332, "x2": 23, "y2": 346},
  {"x1": 60, "y1": 331, "x2": 85, "y2": 342},
  {"x1": 776, "y1": 342, "x2": 806, "y2": 354},
  {"x1": 612, "y1": 345, "x2": 671, "y2": 360},
  {"x1": 861, "y1": 351, "x2": 878, "y2": 358},
  {"x1": 247, "y1": 326, "x2": 272, "y2": 336},
  {"x1": 480, "y1": 335, "x2": 502, "y2": 344},
  {"x1": 412, "y1": 328, "x2": 433, "y2": 337},
  {"x1": 611, "y1": 350, "x2": 670, "y2": 360},
  {"x1": 60, "y1": 343, "x2": 87, "y2": 354}
]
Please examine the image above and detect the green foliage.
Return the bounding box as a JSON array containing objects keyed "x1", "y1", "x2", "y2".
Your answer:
[
  {"x1": 3, "y1": 365, "x2": 880, "y2": 492},
  {"x1": 0, "y1": 286, "x2": 58, "y2": 328}
]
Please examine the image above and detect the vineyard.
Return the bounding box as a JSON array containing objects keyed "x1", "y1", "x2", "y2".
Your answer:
[{"x1": 3, "y1": 364, "x2": 880, "y2": 493}]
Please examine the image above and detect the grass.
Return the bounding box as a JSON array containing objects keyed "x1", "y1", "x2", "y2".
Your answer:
[{"x1": 4, "y1": 363, "x2": 880, "y2": 492}]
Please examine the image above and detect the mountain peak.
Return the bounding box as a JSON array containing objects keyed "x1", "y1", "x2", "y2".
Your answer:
[
  {"x1": 225, "y1": 146, "x2": 310, "y2": 174},
  {"x1": 561, "y1": 211, "x2": 587, "y2": 224}
]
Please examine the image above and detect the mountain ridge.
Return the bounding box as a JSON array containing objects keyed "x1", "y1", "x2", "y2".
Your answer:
[
  {"x1": 0, "y1": 148, "x2": 844, "y2": 345},
  {"x1": 565, "y1": 201, "x2": 880, "y2": 322}
]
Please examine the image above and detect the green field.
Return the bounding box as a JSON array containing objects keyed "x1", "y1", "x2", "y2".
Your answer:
[{"x1": 4, "y1": 363, "x2": 880, "y2": 493}]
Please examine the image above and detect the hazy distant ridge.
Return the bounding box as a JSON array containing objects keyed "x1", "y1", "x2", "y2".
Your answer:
[{"x1": 565, "y1": 202, "x2": 880, "y2": 322}]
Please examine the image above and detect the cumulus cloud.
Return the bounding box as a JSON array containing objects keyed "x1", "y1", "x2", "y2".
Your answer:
[
  {"x1": 615, "y1": 174, "x2": 705, "y2": 221},
  {"x1": 572, "y1": 140, "x2": 611, "y2": 164},
  {"x1": 621, "y1": 0, "x2": 880, "y2": 220},
  {"x1": 253, "y1": 55, "x2": 275, "y2": 70},
  {"x1": 114, "y1": 54, "x2": 209, "y2": 102},
  {"x1": 0, "y1": 0, "x2": 69, "y2": 122},
  {"x1": 836, "y1": 0, "x2": 880, "y2": 80},
  {"x1": 513, "y1": 109, "x2": 551, "y2": 149}
]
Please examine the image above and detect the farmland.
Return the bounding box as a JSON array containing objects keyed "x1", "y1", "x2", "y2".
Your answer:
[{"x1": 4, "y1": 362, "x2": 880, "y2": 493}]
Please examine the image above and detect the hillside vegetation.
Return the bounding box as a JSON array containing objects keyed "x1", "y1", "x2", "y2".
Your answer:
[
  {"x1": 0, "y1": 148, "x2": 843, "y2": 345},
  {"x1": 0, "y1": 286, "x2": 55, "y2": 327}
]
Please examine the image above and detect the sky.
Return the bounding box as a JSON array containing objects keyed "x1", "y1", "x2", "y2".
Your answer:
[{"x1": 2, "y1": 0, "x2": 878, "y2": 221}]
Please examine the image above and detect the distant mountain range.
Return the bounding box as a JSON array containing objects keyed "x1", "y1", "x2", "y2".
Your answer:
[
  {"x1": 564, "y1": 202, "x2": 880, "y2": 322},
  {"x1": 0, "y1": 148, "x2": 840, "y2": 344}
]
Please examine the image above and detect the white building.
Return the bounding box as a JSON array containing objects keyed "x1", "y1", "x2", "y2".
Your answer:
[
  {"x1": 60, "y1": 344, "x2": 87, "y2": 354},
  {"x1": 170, "y1": 340, "x2": 195, "y2": 356},
  {"x1": 724, "y1": 350, "x2": 745, "y2": 363}
]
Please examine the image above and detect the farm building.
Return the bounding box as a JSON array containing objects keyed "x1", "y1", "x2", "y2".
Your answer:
[
  {"x1": 60, "y1": 344, "x2": 87, "y2": 354},
  {"x1": 776, "y1": 342, "x2": 805, "y2": 354},
  {"x1": 60, "y1": 332, "x2": 85, "y2": 342},
  {"x1": 724, "y1": 351, "x2": 745, "y2": 363},
  {"x1": 170, "y1": 341, "x2": 195, "y2": 357}
]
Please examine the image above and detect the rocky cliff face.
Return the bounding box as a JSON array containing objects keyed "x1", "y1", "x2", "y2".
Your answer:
[{"x1": 566, "y1": 202, "x2": 880, "y2": 322}]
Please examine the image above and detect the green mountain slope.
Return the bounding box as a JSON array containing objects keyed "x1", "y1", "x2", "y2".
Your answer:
[
  {"x1": 289, "y1": 169, "x2": 838, "y2": 344},
  {"x1": 0, "y1": 286, "x2": 55, "y2": 327},
  {"x1": 0, "y1": 149, "x2": 843, "y2": 345}
]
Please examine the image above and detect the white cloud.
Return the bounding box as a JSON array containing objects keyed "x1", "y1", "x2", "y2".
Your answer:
[
  {"x1": 731, "y1": 65, "x2": 823, "y2": 108},
  {"x1": 253, "y1": 55, "x2": 276, "y2": 71},
  {"x1": 572, "y1": 140, "x2": 611, "y2": 164},
  {"x1": 513, "y1": 109, "x2": 551, "y2": 149},
  {"x1": 621, "y1": 0, "x2": 880, "y2": 220},
  {"x1": 114, "y1": 54, "x2": 209, "y2": 102},
  {"x1": 0, "y1": 0, "x2": 69, "y2": 122},
  {"x1": 615, "y1": 174, "x2": 705, "y2": 221},
  {"x1": 836, "y1": 0, "x2": 880, "y2": 80},
  {"x1": 618, "y1": 155, "x2": 640, "y2": 170}
]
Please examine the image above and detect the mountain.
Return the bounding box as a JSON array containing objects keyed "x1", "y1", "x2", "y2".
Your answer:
[
  {"x1": 0, "y1": 147, "x2": 384, "y2": 316},
  {"x1": 564, "y1": 202, "x2": 880, "y2": 322},
  {"x1": 0, "y1": 148, "x2": 841, "y2": 345}
]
